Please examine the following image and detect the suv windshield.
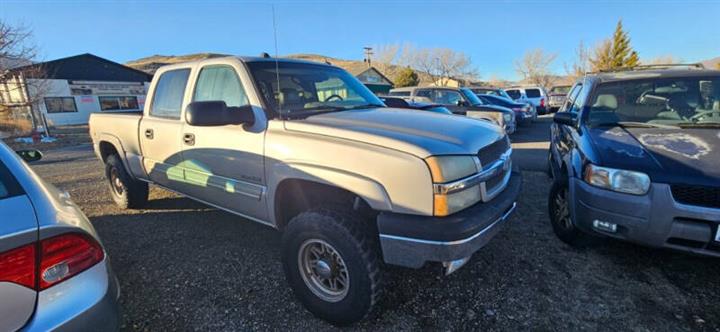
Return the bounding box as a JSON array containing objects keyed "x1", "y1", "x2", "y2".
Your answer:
[
  {"x1": 460, "y1": 88, "x2": 483, "y2": 105},
  {"x1": 247, "y1": 61, "x2": 384, "y2": 118},
  {"x1": 505, "y1": 89, "x2": 521, "y2": 99},
  {"x1": 586, "y1": 76, "x2": 720, "y2": 127}
]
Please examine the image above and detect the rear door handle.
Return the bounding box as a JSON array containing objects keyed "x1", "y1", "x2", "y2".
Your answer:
[
  {"x1": 145, "y1": 128, "x2": 154, "y2": 139},
  {"x1": 183, "y1": 133, "x2": 195, "y2": 146}
]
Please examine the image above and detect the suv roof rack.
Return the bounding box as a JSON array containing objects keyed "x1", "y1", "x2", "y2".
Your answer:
[{"x1": 596, "y1": 63, "x2": 706, "y2": 73}]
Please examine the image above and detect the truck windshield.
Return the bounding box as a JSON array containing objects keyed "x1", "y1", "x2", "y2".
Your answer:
[
  {"x1": 586, "y1": 76, "x2": 720, "y2": 127},
  {"x1": 246, "y1": 61, "x2": 384, "y2": 119}
]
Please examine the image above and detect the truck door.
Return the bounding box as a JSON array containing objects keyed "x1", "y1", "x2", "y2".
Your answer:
[
  {"x1": 139, "y1": 68, "x2": 190, "y2": 190},
  {"x1": 179, "y1": 64, "x2": 267, "y2": 221}
]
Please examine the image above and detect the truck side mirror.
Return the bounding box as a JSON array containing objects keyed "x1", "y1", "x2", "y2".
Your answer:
[
  {"x1": 15, "y1": 149, "x2": 43, "y2": 163},
  {"x1": 185, "y1": 101, "x2": 255, "y2": 127},
  {"x1": 553, "y1": 112, "x2": 578, "y2": 127}
]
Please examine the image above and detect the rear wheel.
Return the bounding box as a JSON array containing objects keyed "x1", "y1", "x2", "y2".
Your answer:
[
  {"x1": 105, "y1": 154, "x2": 148, "y2": 209},
  {"x1": 281, "y1": 207, "x2": 382, "y2": 325},
  {"x1": 548, "y1": 180, "x2": 598, "y2": 247}
]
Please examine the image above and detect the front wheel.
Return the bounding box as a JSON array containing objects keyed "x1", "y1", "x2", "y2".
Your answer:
[
  {"x1": 281, "y1": 207, "x2": 383, "y2": 325},
  {"x1": 548, "y1": 180, "x2": 598, "y2": 247}
]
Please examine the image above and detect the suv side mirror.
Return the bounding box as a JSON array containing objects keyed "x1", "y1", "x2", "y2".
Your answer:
[
  {"x1": 456, "y1": 100, "x2": 467, "y2": 107},
  {"x1": 553, "y1": 112, "x2": 578, "y2": 127},
  {"x1": 185, "y1": 101, "x2": 255, "y2": 126},
  {"x1": 16, "y1": 149, "x2": 43, "y2": 163}
]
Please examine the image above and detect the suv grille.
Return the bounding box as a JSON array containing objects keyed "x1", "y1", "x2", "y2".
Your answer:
[
  {"x1": 671, "y1": 185, "x2": 720, "y2": 209},
  {"x1": 478, "y1": 136, "x2": 510, "y2": 168}
]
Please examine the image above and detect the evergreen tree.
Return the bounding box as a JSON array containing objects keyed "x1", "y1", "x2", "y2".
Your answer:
[
  {"x1": 393, "y1": 67, "x2": 419, "y2": 87},
  {"x1": 590, "y1": 19, "x2": 640, "y2": 71}
]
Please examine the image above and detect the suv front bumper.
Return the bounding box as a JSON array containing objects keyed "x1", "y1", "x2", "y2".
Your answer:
[
  {"x1": 377, "y1": 171, "x2": 521, "y2": 269},
  {"x1": 571, "y1": 178, "x2": 720, "y2": 257}
]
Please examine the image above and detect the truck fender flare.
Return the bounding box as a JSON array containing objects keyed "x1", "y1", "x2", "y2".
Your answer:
[
  {"x1": 95, "y1": 133, "x2": 136, "y2": 180},
  {"x1": 268, "y1": 162, "x2": 393, "y2": 219}
]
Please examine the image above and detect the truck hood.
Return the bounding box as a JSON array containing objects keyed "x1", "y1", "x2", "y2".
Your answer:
[
  {"x1": 588, "y1": 126, "x2": 720, "y2": 186},
  {"x1": 284, "y1": 108, "x2": 505, "y2": 158}
]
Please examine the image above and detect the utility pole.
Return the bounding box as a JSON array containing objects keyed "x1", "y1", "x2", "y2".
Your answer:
[{"x1": 363, "y1": 47, "x2": 373, "y2": 67}]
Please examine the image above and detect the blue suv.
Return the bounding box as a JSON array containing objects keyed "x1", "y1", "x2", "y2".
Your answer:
[{"x1": 548, "y1": 65, "x2": 720, "y2": 256}]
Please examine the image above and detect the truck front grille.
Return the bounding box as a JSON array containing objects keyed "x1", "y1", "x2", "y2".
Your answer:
[
  {"x1": 478, "y1": 136, "x2": 512, "y2": 201},
  {"x1": 478, "y1": 136, "x2": 510, "y2": 167},
  {"x1": 671, "y1": 185, "x2": 720, "y2": 209}
]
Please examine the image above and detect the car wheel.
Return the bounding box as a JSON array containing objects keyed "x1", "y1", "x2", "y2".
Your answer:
[
  {"x1": 282, "y1": 207, "x2": 383, "y2": 325},
  {"x1": 548, "y1": 180, "x2": 598, "y2": 247},
  {"x1": 105, "y1": 154, "x2": 148, "y2": 209}
]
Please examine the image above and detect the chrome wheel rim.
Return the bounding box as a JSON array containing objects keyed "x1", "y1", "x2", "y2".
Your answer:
[
  {"x1": 298, "y1": 239, "x2": 349, "y2": 302},
  {"x1": 110, "y1": 168, "x2": 124, "y2": 196},
  {"x1": 554, "y1": 187, "x2": 572, "y2": 229}
]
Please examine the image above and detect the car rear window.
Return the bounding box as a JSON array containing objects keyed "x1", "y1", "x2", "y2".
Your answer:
[
  {"x1": 525, "y1": 89, "x2": 541, "y2": 98},
  {"x1": 0, "y1": 160, "x2": 23, "y2": 200}
]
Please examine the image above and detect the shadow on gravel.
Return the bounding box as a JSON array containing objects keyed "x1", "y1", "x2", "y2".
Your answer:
[{"x1": 143, "y1": 197, "x2": 211, "y2": 211}]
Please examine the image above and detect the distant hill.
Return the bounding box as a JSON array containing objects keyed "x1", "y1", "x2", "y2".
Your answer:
[
  {"x1": 701, "y1": 56, "x2": 720, "y2": 70},
  {"x1": 125, "y1": 53, "x2": 230, "y2": 74}
]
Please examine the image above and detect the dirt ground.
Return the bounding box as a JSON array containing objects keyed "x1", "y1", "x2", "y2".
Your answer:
[{"x1": 24, "y1": 116, "x2": 720, "y2": 331}]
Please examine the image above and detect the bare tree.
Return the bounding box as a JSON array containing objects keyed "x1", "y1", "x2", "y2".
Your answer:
[
  {"x1": 564, "y1": 41, "x2": 591, "y2": 81},
  {"x1": 411, "y1": 47, "x2": 478, "y2": 87},
  {"x1": 0, "y1": 20, "x2": 48, "y2": 135},
  {"x1": 643, "y1": 55, "x2": 682, "y2": 65},
  {"x1": 514, "y1": 48, "x2": 558, "y2": 90}
]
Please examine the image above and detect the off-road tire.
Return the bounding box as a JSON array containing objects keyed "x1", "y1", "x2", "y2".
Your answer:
[
  {"x1": 548, "y1": 179, "x2": 599, "y2": 247},
  {"x1": 105, "y1": 154, "x2": 148, "y2": 209},
  {"x1": 281, "y1": 207, "x2": 383, "y2": 325}
]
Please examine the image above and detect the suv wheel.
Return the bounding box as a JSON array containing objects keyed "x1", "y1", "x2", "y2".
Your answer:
[
  {"x1": 281, "y1": 207, "x2": 382, "y2": 325},
  {"x1": 105, "y1": 154, "x2": 148, "y2": 209},
  {"x1": 548, "y1": 180, "x2": 598, "y2": 247}
]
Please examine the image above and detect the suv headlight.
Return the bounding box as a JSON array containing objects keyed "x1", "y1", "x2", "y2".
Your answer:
[
  {"x1": 425, "y1": 156, "x2": 481, "y2": 216},
  {"x1": 583, "y1": 164, "x2": 650, "y2": 195}
]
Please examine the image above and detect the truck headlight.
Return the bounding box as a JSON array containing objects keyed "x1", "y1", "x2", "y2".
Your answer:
[
  {"x1": 583, "y1": 164, "x2": 650, "y2": 195},
  {"x1": 502, "y1": 113, "x2": 512, "y2": 123},
  {"x1": 425, "y1": 156, "x2": 481, "y2": 216}
]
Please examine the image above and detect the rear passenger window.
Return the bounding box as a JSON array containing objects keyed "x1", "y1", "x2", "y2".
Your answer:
[
  {"x1": 193, "y1": 66, "x2": 249, "y2": 107},
  {"x1": 150, "y1": 69, "x2": 190, "y2": 119},
  {"x1": 506, "y1": 90, "x2": 521, "y2": 99},
  {"x1": 525, "y1": 89, "x2": 541, "y2": 98}
]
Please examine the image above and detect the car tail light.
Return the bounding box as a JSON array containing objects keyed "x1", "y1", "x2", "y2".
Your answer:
[
  {"x1": 540, "y1": 98, "x2": 545, "y2": 107},
  {"x1": 0, "y1": 233, "x2": 104, "y2": 291},
  {"x1": 0, "y1": 244, "x2": 36, "y2": 289},
  {"x1": 39, "y1": 233, "x2": 104, "y2": 290}
]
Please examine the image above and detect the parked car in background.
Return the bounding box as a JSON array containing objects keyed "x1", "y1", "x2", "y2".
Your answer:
[
  {"x1": 89, "y1": 56, "x2": 521, "y2": 324},
  {"x1": 476, "y1": 93, "x2": 536, "y2": 126},
  {"x1": 548, "y1": 66, "x2": 720, "y2": 257},
  {"x1": 378, "y1": 96, "x2": 453, "y2": 115},
  {"x1": 389, "y1": 86, "x2": 516, "y2": 134},
  {"x1": 505, "y1": 86, "x2": 549, "y2": 115},
  {"x1": 467, "y1": 86, "x2": 514, "y2": 101},
  {"x1": 548, "y1": 85, "x2": 571, "y2": 113},
  {"x1": 0, "y1": 143, "x2": 119, "y2": 331}
]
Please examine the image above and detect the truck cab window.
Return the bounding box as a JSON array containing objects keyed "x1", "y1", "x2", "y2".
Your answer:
[
  {"x1": 193, "y1": 66, "x2": 249, "y2": 107},
  {"x1": 150, "y1": 68, "x2": 190, "y2": 119}
]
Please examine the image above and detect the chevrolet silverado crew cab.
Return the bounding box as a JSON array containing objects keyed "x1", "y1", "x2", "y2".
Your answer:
[
  {"x1": 548, "y1": 65, "x2": 720, "y2": 257},
  {"x1": 89, "y1": 56, "x2": 521, "y2": 324}
]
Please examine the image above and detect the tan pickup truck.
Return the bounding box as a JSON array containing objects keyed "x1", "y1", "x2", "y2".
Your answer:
[{"x1": 89, "y1": 56, "x2": 521, "y2": 324}]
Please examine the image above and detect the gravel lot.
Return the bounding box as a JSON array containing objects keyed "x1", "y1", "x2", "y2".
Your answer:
[{"x1": 27, "y1": 115, "x2": 720, "y2": 331}]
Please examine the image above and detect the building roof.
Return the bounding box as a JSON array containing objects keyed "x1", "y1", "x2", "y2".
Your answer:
[{"x1": 12, "y1": 53, "x2": 152, "y2": 82}]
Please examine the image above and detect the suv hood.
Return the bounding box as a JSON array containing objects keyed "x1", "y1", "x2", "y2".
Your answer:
[
  {"x1": 588, "y1": 126, "x2": 720, "y2": 186},
  {"x1": 284, "y1": 108, "x2": 505, "y2": 158}
]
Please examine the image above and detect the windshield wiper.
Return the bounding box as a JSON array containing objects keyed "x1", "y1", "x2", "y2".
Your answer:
[
  {"x1": 282, "y1": 103, "x2": 385, "y2": 119},
  {"x1": 678, "y1": 122, "x2": 720, "y2": 128},
  {"x1": 595, "y1": 121, "x2": 680, "y2": 129}
]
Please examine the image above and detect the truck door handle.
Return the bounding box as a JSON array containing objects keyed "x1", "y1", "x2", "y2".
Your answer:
[
  {"x1": 144, "y1": 129, "x2": 154, "y2": 139},
  {"x1": 183, "y1": 133, "x2": 195, "y2": 146}
]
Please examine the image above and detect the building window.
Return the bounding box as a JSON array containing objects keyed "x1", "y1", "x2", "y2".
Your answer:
[
  {"x1": 44, "y1": 97, "x2": 77, "y2": 113},
  {"x1": 99, "y1": 96, "x2": 139, "y2": 111}
]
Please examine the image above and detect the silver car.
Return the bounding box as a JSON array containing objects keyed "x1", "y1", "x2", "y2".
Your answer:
[{"x1": 0, "y1": 142, "x2": 119, "y2": 331}]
